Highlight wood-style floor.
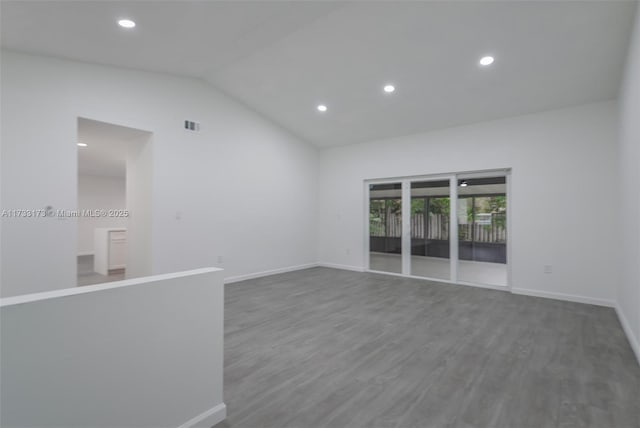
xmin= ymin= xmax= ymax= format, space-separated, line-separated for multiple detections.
xmin=77 ymin=255 xmax=124 ymax=286
xmin=217 ymin=267 xmax=640 ymax=428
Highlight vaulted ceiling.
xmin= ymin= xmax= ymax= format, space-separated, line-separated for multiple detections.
xmin=2 ymin=1 xmax=637 ymax=146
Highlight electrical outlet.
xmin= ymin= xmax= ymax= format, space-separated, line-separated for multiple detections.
xmin=544 ymin=265 xmax=553 ymax=274
xmin=217 ymin=256 xmax=223 ymax=264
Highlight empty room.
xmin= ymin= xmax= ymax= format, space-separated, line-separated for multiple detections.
xmin=1 ymin=1 xmax=639 ymax=428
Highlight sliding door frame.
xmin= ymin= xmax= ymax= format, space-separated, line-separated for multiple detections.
xmin=364 ymin=168 xmax=511 ymax=291
xmin=364 ymin=172 xmax=454 ymax=275
xmin=401 ymin=181 xmax=411 ymax=275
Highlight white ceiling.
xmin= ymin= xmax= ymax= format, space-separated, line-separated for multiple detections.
xmin=78 ymin=118 xmax=149 ymax=178
xmin=2 ymin=1 xmax=637 ymax=147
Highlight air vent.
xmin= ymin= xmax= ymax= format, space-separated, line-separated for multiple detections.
xmin=184 ymin=120 xmax=200 ymax=132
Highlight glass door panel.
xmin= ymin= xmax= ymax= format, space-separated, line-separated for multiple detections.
xmin=410 ymin=180 xmax=450 ymax=280
xmin=369 ymin=183 xmax=402 ymax=273
xmin=457 ymin=176 xmax=507 ymax=286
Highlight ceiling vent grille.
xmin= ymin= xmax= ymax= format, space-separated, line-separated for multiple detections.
xmin=184 ymin=120 xmax=200 ymax=132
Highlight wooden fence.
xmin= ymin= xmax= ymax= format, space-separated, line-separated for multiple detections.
xmin=370 ymin=213 xmax=506 ymax=243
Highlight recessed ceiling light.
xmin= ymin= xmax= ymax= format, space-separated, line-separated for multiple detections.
xmin=479 ymin=56 xmax=495 ymax=66
xmin=118 ymin=19 xmax=136 ymax=29
xmin=77 ymin=142 xmax=88 ymax=147
xmin=317 ymin=104 xmax=327 ymax=112
xmin=383 ymin=84 xmax=396 ymax=93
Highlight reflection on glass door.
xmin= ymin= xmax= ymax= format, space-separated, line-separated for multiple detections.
xmin=410 ymin=180 xmax=450 ymax=280
xmin=457 ymin=176 xmax=507 ymax=286
xmin=369 ymin=183 xmax=402 ymax=273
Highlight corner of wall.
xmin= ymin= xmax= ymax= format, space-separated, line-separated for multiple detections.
xmin=615 ymin=2 xmax=640 ymax=367
xmin=615 ymin=303 xmax=640 ymax=365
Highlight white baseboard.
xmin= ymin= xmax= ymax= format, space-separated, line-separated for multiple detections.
xmin=615 ymin=303 xmax=640 ymax=366
xmin=177 ymin=403 xmax=226 ymax=428
xmin=317 ymin=262 xmax=365 ymax=273
xmin=224 ymin=263 xmax=319 ymax=284
xmin=223 ymin=262 xmax=621 ymax=313
xmin=511 ymin=287 xmax=614 ymax=308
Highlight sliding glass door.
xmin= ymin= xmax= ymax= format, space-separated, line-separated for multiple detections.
xmin=457 ymin=176 xmax=508 ymax=286
xmin=367 ymin=170 xmax=509 ymax=288
xmin=369 ymin=183 xmax=403 ymax=274
xmin=410 ymin=180 xmax=451 ymax=280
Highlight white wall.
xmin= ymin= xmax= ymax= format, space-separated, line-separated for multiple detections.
xmin=617 ymin=6 xmax=640 ymax=361
xmin=318 ymin=101 xmax=619 ymax=306
xmin=0 ymin=49 xmax=627 ymax=312
xmin=126 ymin=136 xmax=153 ymax=279
xmin=0 ymin=50 xmax=318 ymax=297
xmin=1 ymin=268 xmax=225 ymax=428
xmin=77 ymin=175 xmax=127 ymax=255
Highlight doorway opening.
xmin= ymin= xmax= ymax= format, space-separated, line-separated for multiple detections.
xmin=76 ymin=118 xmax=153 ymax=286
xmin=366 ymin=170 xmax=510 ymax=288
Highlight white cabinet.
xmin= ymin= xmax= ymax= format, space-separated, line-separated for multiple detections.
xmin=108 ymin=230 xmax=127 ymax=269
xmin=94 ymin=228 xmax=127 ymax=275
